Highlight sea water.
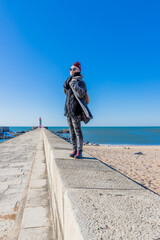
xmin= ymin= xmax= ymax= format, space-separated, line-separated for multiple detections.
xmin=48 ymin=126 xmax=160 ymax=145
xmin=0 ymin=127 xmax=160 ymax=145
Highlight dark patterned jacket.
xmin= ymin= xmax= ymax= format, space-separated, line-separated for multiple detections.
xmin=63 ymin=74 xmax=87 ymax=118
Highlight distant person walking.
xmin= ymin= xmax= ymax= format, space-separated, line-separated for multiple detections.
xmin=63 ymin=61 xmax=93 ymax=159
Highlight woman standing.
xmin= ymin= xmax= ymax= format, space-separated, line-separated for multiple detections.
xmin=63 ymin=62 xmax=87 ymax=159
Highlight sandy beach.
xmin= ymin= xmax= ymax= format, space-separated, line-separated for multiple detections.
xmin=83 ymin=144 xmax=160 ymax=195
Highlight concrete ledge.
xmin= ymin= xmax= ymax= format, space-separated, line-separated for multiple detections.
xmin=43 ymin=128 xmax=160 ymax=240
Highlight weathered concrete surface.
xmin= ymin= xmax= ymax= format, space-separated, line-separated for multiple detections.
xmin=0 ymin=130 xmax=40 ymax=239
xmin=0 ymin=129 xmax=55 ymax=240
xmin=65 ymin=189 xmax=160 ymax=240
xmin=43 ymin=128 xmax=160 ymax=240
xmin=18 ymin=133 xmax=55 ymax=240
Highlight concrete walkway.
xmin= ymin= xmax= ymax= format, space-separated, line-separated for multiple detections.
xmin=0 ymin=129 xmax=55 ymax=240
xmin=1 ymin=128 xmax=160 ymax=239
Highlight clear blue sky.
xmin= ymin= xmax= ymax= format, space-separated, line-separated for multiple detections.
xmin=0 ymin=0 xmax=160 ymax=126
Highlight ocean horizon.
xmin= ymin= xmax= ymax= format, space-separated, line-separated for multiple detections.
xmin=0 ymin=126 xmax=160 ymax=146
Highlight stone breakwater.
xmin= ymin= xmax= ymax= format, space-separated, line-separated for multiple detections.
xmin=0 ymin=128 xmax=160 ymax=240
xmin=52 ymin=129 xmax=100 ymax=146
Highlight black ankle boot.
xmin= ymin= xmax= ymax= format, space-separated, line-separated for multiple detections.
xmin=69 ymin=150 xmax=77 ymax=157
xmin=74 ymin=150 xmax=83 ymax=159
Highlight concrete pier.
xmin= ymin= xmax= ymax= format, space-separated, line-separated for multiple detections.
xmin=0 ymin=129 xmax=55 ymax=240
xmin=0 ymin=128 xmax=160 ymax=240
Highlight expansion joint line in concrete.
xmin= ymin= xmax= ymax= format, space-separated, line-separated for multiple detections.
xmin=41 ymin=134 xmax=56 ymax=238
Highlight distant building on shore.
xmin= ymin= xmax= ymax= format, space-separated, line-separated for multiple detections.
xmin=0 ymin=127 xmax=9 ymax=135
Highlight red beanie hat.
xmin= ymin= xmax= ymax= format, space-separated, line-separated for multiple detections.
xmin=73 ymin=61 xmax=81 ymax=72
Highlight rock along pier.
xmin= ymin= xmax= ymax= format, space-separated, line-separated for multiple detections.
xmin=0 ymin=128 xmax=160 ymax=240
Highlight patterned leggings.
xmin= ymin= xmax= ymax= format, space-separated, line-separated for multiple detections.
xmin=67 ymin=115 xmax=83 ymax=151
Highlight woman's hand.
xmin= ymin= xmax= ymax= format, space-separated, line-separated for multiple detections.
xmin=63 ymin=76 xmax=72 ymax=90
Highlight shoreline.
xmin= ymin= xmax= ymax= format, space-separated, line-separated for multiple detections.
xmin=53 ymin=131 xmax=160 ymax=147
xmin=96 ymin=144 xmax=160 ymax=148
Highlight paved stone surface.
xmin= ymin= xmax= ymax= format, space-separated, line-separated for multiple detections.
xmin=18 ymin=130 xmax=55 ymax=240
xmin=18 ymin=226 xmax=53 ymax=240
xmin=0 ymin=130 xmax=40 ymax=240
xmin=21 ymin=206 xmax=49 ymax=228
xmin=0 ymin=129 xmax=55 ymax=240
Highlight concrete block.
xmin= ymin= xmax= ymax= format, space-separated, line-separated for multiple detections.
xmin=64 ymin=188 xmax=160 ymax=240
xmin=18 ymin=226 xmax=54 ymax=240
xmin=30 ymin=171 xmax=47 ymax=180
xmin=21 ymin=207 xmax=49 ymax=228
xmin=57 ymin=166 xmax=143 ymax=189
xmin=29 ymin=179 xmax=47 ymax=189
xmin=32 ymin=168 xmax=46 ymax=176
xmin=26 ymin=188 xmax=49 ymax=207
xmin=0 ymin=169 xmax=23 ymax=176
